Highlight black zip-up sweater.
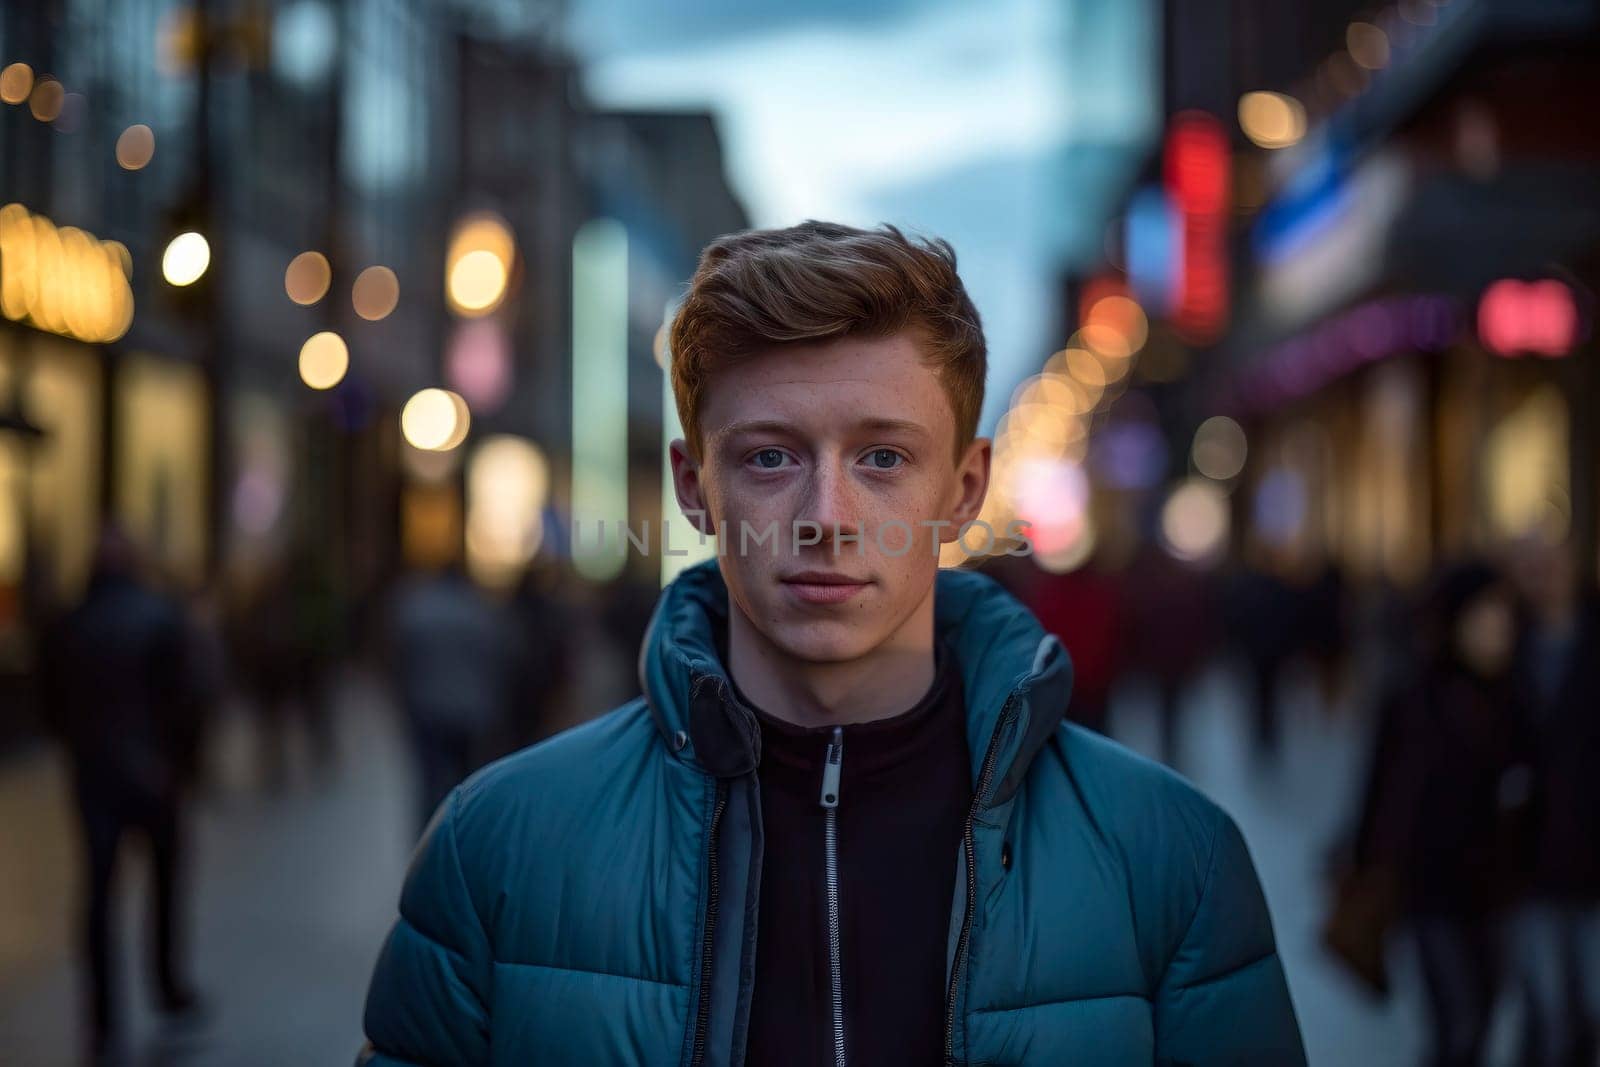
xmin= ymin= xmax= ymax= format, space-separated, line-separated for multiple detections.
xmin=736 ymin=644 xmax=971 ymax=1066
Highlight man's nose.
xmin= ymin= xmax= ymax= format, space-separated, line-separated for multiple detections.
xmin=795 ymin=461 xmax=863 ymax=544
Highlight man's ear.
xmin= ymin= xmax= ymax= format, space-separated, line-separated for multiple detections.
xmin=668 ymin=438 xmax=716 ymax=536
xmin=943 ymin=436 xmax=991 ymax=540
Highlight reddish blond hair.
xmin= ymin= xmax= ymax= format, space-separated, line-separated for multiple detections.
xmin=669 ymin=220 xmax=986 ymax=460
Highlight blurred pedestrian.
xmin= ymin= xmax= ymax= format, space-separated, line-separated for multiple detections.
xmin=1121 ymin=540 xmax=1213 ymax=767
xmin=504 ymin=561 xmax=575 ymax=748
xmin=387 ymin=560 xmax=521 ymax=829
xmin=232 ymin=550 xmax=339 ymax=790
xmin=1023 ymin=552 xmax=1124 ymax=735
xmin=38 ymin=525 xmax=207 ymax=1061
xmin=1345 ymin=561 xmax=1527 ymax=1067
xmin=1221 ymin=557 xmax=1304 ymax=761
xmin=1507 ymin=538 xmax=1600 ymax=1067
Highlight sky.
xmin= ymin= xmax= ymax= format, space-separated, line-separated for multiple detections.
xmin=564 ymin=0 xmax=1159 ymax=431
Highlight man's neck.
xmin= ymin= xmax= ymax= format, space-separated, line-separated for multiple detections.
xmin=726 ymin=586 xmax=938 ymax=729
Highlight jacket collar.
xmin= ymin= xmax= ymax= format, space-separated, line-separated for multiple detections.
xmin=638 ymin=559 xmax=1073 ymax=807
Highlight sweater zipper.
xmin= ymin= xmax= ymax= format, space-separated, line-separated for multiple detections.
xmin=820 ymin=726 xmax=846 ymax=1067
xmin=690 ymin=781 xmax=728 ymax=1067
xmin=944 ymin=698 xmax=1018 ymax=1067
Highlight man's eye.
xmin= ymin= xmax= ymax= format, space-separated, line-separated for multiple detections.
xmin=752 ymin=449 xmax=788 ymax=469
xmin=866 ymin=449 xmax=903 ymax=469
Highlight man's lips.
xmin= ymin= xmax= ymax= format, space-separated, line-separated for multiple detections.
xmin=780 ymin=571 xmax=873 ymax=605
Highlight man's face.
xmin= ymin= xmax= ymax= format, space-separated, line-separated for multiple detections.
xmin=671 ymin=332 xmax=989 ymax=663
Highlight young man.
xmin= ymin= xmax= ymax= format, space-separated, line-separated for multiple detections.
xmin=357 ymin=222 xmax=1305 ymax=1065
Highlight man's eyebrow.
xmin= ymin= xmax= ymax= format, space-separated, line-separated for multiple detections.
xmin=714 ymin=419 xmax=801 ymax=442
xmin=857 ymin=417 xmax=931 ymax=439
xmin=713 ymin=417 xmax=933 ymax=442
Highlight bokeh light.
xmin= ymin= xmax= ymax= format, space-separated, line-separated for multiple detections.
xmin=446 ymin=318 xmax=513 ymax=413
xmin=401 ymin=388 xmax=470 ymax=451
xmin=446 ymin=213 xmax=515 ymax=316
xmin=0 ymin=203 xmax=134 ymax=343
xmin=161 ymin=231 xmax=210 ymax=287
xmin=352 ymin=265 xmax=400 ymax=321
xmin=1012 ymin=455 xmax=1090 ymax=558
xmin=285 ymin=251 xmax=331 ymax=305
xmin=466 ymin=435 xmax=550 ymax=589
xmin=1160 ymin=478 xmax=1231 ymax=562
xmin=1237 ymin=91 xmax=1306 ymax=149
xmin=1191 ymin=415 xmax=1248 ymax=480
xmin=1085 ymin=294 xmax=1150 ymax=354
xmin=298 ymin=331 xmax=349 ymax=390
xmin=1062 ymin=347 xmax=1108 ymax=391
xmin=28 ymin=78 xmax=63 ymax=122
xmin=0 ymin=63 xmax=32 ymax=104
xmin=1347 ymin=21 xmax=1390 ymax=70
xmin=115 ymin=124 xmax=156 ymax=170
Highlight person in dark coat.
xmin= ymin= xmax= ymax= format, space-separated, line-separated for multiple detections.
xmin=38 ymin=526 xmax=205 ymax=1060
xmin=1507 ymin=538 xmax=1600 ymax=1066
xmin=1352 ymin=561 xmax=1527 ymax=1067
xmin=386 ymin=560 xmax=521 ymax=830
xmin=1121 ymin=539 xmax=1214 ymax=768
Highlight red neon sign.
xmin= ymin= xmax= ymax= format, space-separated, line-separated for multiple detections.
xmin=1478 ymin=278 xmax=1579 ymax=358
xmin=1164 ymin=111 xmax=1230 ymax=345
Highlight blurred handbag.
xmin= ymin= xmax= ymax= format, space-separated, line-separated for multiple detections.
xmin=1320 ymin=863 xmax=1397 ymax=998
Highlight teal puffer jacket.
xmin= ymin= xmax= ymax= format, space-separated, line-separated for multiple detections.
xmin=358 ymin=560 xmax=1305 ymax=1066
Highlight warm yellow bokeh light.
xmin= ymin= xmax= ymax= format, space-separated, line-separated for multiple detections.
xmin=1077 ymin=323 xmax=1132 ymax=362
xmin=1011 ymin=372 xmax=1084 ymax=413
xmin=0 ymin=63 xmax=33 ymax=105
xmin=116 ymin=124 xmax=155 ymax=170
xmin=1238 ymin=91 xmax=1307 ymax=149
xmin=161 ymin=231 xmax=210 ymax=286
xmin=0 ymin=203 xmax=134 ymax=343
xmin=1086 ymin=294 xmax=1150 ymax=353
xmin=1063 ymin=347 xmax=1107 ymax=389
xmin=1044 ymin=350 xmax=1103 ymax=408
xmin=402 ymin=388 xmax=470 ymax=452
xmin=353 ymin=265 xmax=400 ymax=321
xmin=446 ymin=213 xmax=515 ymax=317
xmin=441 ymin=391 xmax=472 ymax=451
xmin=284 ymin=251 xmax=331 ymax=305
xmin=465 ymin=435 xmax=551 ymax=589
xmin=448 ymin=250 xmax=507 ymax=314
xmin=298 ymin=331 xmax=349 ymax=390
xmin=29 ymin=78 xmax=63 ymax=122
xmin=1011 ymin=404 xmax=1084 ymax=449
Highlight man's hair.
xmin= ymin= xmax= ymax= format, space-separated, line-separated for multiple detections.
xmin=669 ymin=220 xmax=986 ymax=460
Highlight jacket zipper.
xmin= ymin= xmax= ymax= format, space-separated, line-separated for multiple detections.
xmin=943 ymin=698 xmax=1018 ymax=1067
xmin=690 ymin=781 xmax=728 ymax=1067
xmin=820 ymin=726 xmax=846 ymax=1067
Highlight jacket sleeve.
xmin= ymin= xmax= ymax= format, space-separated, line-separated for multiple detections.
xmin=357 ymin=787 xmax=493 ymax=1066
xmin=1153 ymin=812 xmax=1306 ymax=1065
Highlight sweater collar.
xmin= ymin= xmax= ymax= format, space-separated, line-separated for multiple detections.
xmin=638 ymin=559 xmax=1073 ymax=808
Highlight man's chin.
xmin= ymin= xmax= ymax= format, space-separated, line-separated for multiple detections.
xmin=762 ymin=619 xmax=882 ymax=665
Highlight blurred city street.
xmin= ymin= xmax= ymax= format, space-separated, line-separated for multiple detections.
xmin=2 ymin=0 xmax=1598 ymax=1062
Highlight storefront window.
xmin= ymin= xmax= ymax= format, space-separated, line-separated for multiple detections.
xmin=115 ymin=353 xmax=209 ymax=589
xmin=1483 ymin=383 xmax=1570 ymax=544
